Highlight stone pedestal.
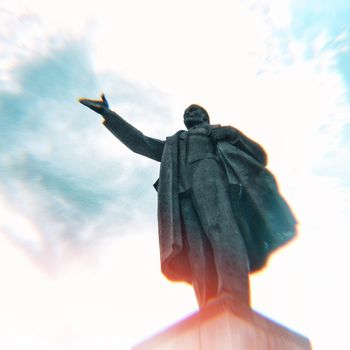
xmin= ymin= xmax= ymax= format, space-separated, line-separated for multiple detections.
xmin=133 ymin=296 xmax=312 ymax=350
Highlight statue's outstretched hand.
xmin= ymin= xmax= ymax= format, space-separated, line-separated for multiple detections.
xmin=79 ymin=94 xmax=109 ymax=115
xmin=210 ymin=126 xmax=239 ymax=143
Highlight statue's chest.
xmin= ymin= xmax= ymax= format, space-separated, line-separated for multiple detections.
xmin=179 ymin=128 xmax=216 ymax=164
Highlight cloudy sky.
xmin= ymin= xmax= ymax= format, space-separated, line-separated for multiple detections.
xmin=1 ymin=0 xmax=349 ymax=349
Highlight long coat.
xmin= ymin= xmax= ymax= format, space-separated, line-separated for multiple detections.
xmin=103 ymin=114 xmax=297 ymax=284
xmin=156 ymin=131 xmax=297 ymax=283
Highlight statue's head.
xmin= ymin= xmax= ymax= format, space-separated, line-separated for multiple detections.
xmin=183 ymin=104 xmax=210 ymax=129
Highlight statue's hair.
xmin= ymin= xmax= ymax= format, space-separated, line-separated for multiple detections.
xmin=184 ymin=104 xmax=210 ymax=123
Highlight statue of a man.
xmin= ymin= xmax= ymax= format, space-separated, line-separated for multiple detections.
xmin=80 ymin=94 xmax=296 ymax=307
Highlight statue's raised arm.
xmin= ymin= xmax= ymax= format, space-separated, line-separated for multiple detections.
xmin=79 ymin=94 xmax=165 ymax=162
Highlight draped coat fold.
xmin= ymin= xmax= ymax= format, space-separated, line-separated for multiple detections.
xmin=156 ymin=131 xmax=297 ymax=283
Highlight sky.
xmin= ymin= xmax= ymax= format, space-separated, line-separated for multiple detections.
xmin=0 ymin=0 xmax=349 ymax=349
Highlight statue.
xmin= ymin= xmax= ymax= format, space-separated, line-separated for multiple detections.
xmin=79 ymin=94 xmax=297 ymax=307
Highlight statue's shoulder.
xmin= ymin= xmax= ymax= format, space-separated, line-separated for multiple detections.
xmin=211 ymin=124 xmax=221 ymax=128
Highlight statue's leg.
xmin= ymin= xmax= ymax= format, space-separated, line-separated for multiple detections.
xmin=189 ymin=159 xmax=250 ymax=305
xmin=180 ymin=195 xmax=218 ymax=307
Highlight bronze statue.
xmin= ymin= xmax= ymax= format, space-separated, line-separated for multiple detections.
xmin=79 ymin=94 xmax=296 ymax=307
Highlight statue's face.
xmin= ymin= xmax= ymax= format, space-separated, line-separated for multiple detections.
xmin=183 ymin=106 xmax=209 ymax=129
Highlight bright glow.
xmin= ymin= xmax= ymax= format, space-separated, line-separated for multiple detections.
xmin=1 ymin=0 xmax=350 ymax=349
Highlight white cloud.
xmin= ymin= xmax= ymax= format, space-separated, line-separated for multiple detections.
xmin=1 ymin=0 xmax=350 ymax=349
xmin=0 ymin=228 xmax=197 ymax=350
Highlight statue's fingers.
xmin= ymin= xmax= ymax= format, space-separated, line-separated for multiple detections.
xmin=79 ymin=99 xmax=102 ymax=112
xmin=101 ymin=93 xmax=109 ymax=108
xmin=79 ymin=98 xmax=91 ymax=107
xmin=209 ymin=132 xmax=219 ymax=142
xmin=210 ymin=129 xmax=218 ymax=138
